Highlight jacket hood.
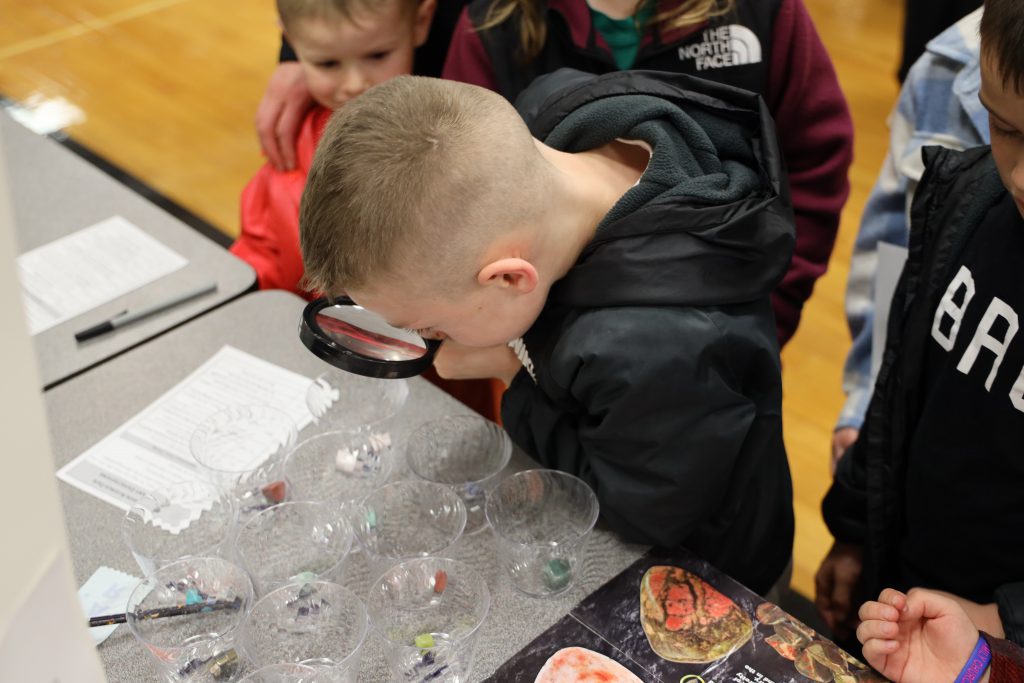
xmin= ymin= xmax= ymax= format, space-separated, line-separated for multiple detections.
xmin=516 ymin=69 xmax=795 ymax=308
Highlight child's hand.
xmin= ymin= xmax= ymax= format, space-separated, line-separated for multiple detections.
xmin=256 ymin=61 xmax=313 ymax=171
xmin=857 ymin=588 xmax=985 ymax=683
xmin=814 ymin=541 xmax=863 ymax=639
xmin=929 ymin=590 xmax=1005 ymax=639
xmin=831 ymin=427 xmax=858 ymax=475
xmin=433 ymin=340 xmax=521 ymax=386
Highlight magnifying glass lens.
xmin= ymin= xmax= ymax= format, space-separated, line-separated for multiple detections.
xmin=300 ymin=298 xmax=439 ymax=379
xmin=314 ymin=305 xmax=427 ymax=362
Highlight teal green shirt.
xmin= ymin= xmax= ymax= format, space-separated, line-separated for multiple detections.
xmin=590 ymin=3 xmax=655 ymax=70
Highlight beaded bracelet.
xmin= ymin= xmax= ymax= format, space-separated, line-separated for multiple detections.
xmin=954 ymin=635 xmax=992 ymax=683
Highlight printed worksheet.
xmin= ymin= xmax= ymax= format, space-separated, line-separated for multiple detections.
xmin=57 ymin=346 xmax=314 ymax=512
xmin=18 ymin=215 xmax=188 ymax=335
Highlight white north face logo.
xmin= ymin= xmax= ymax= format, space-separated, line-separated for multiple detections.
xmin=677 ymin=24 xmax=762 ymax=71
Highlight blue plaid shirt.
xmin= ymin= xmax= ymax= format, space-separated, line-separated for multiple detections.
xmin=837 ymin=8 xmax=989 ymax=431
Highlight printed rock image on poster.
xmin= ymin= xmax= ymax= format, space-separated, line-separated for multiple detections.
xmin=485 ymin=548 xmax=889 ymax=683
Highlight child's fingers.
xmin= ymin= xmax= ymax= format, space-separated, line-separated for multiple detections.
xmin=856 ymin=618 xmax=899 ymax=644
xmin=861 ymin=637 xmax=899 ymax=665
xmin=908 ymin=588 xmax=966 ymax=622
xmin=859 ymin=600 xmax=900 ymax=624
xmin=878 ymin=588 xmax=907 ymax=611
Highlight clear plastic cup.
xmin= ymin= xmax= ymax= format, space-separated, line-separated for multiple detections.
xmin=126 ymin=557 xmax=254 ymax=682
xmin=284 ymin=429 xmax=394 ymax=506
xmin=234 ymin=502 xmax=353 ymax=597
xmin=405 ymin=416 xmax=512 ymax=534
xmin=305 ymin=370 xmax=409 ymax=432
xmin=190 ymin=403 xmax=299 ymax=520
xmin=367 ymin=557 xmax=490 ymax=683
xmin=352 ymin=481 xmax=466 ymax=581
xmin=237 ymin=664 xmax=327 ymax=683
xmin=239 ymin=581 xmax=368 ymax=682
xmin=123 ymin=481 xmax=238 ymax=576
xmin=485 ymin=469 xmax=599 ymax=597
xmin=190 ymin=405 xmax=298 ymax=520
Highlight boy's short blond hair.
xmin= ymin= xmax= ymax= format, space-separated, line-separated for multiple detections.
xmin=277 ymin=0 xmax=419 ymax=31
xmin=300 ymin=75 xmax=551 ymax=295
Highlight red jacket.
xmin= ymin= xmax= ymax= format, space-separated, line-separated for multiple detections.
xmin=443 ymin=0 xmax=853 ymax=345
xmin=231 ymin=105 xmax=334 ymax=298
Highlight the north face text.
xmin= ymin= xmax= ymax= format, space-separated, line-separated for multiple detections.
xmin=677 ymin=25 xmax=763 ymax=71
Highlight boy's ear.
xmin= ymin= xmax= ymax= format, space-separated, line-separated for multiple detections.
xmin=413 ymin=0 xmax=437 ymax=47
xmin=478 ymin=258 xmax=538 ymax=294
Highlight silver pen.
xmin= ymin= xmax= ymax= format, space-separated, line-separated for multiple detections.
xmin=74 ymin=281 xmax=218 ymax=342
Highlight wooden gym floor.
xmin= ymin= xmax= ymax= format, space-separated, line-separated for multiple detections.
xmin=0 ymin=0 xmax=903 ymax=599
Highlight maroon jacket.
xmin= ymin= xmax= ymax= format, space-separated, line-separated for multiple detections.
xmin=986 ymin=634 xmax=1024 ymax=683
xmin=442 ymin=0 xmax=853 ymax=345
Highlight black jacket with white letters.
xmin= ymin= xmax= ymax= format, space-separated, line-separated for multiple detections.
xmin=824 ymin=145 xmax=1024 ymax=646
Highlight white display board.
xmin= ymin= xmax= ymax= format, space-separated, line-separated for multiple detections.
xmin=0 ymin=121 xmax=106 ymax=681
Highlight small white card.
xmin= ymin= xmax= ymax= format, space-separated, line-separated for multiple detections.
xmin=78 ymin=566 xmax=140 ymax=645
xmin=57 ymin=346 xmax=314 ymax=514
xmin=17 ymin=215 xmax=188 ymax=335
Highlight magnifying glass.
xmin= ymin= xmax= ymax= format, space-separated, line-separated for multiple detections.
xmin=299 ymin=297 xmax=441 ymax=379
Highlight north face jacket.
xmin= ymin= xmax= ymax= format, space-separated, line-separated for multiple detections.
xmin=443 ymin=0 xmax=853 ymax=346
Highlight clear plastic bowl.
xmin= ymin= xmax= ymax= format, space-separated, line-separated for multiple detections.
xmin=189 ymin=405 xmax=298 ymax=520
xmin=123 ymin=480 xmax=237 ymax=577
xmin=126 ymin=556 xmax=254 ymax=682
xmin=237 ymin=664 xmax=326 ymax=683
xmin=305 ymin=370 xmax=409 ymax=431
xmin=485 ymin=469 xmax=599 ymax=597
xmin=284 ymin=429 xmax=394 ymax=506
xmin=405 ymin=415 xmax=512 ymax=534
xmin=234 ymin=501 xmax=353 ymax=597
xmin=239 ymin=581 xmax=367 ymax=682
xmin=352 ymin=481 xmax=466 ymax=579
xmin=367 ymin=557 xmax=490 ymax=682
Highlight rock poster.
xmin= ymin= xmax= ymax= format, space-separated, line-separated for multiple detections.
xmin=486 ymin=548 xmax=888 ymax=683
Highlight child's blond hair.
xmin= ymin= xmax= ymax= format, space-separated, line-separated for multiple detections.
xmin=277 ymin=0 xmax=420 ymax=31
xmin=300 ymin=76 xmax=552 ymax=295
xmin=479 ymin=0 xmax=736 ymax=64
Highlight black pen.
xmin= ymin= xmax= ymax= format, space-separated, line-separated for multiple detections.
xmin=75 ymin=281 xmax=217 ymax=342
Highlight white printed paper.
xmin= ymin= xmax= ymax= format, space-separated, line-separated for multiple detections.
xmin=78 ymin=566 xmax=140 ymax=645
xmin=871 ymin=242 xmax=909 ymax=380
xmin=17 ymin=215 xmax=188 ymax=335
xmin=57 ymin=346 xmax=314 ymax=512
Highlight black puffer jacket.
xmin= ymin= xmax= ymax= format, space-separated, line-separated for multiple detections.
xmin=501 ymin=70 xmax=796 ymax=594
xmin=824 ymin=145 xmax=1024 ymax=645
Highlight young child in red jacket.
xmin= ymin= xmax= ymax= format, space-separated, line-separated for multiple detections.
xmin=233 ymin=0 xmax=506 ymax=420
xmin=231 ymin=0 xmax=436 ymax=297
